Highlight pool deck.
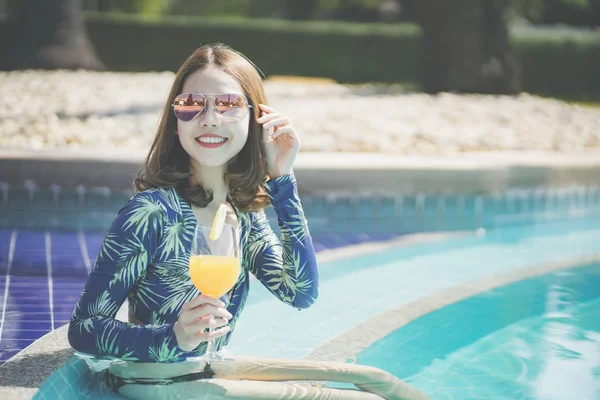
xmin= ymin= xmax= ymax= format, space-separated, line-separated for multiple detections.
xmin=1 ymin=148 xmax=600 ymax=194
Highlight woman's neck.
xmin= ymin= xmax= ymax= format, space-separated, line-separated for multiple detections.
xmin=189 ymin=162 xmax=228 ymax=206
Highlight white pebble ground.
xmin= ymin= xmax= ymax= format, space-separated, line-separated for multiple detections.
xmin=1 ymin=70 xmax=599 ymax=155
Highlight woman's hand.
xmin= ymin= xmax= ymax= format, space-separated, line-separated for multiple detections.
xmin=257 ymin=104 xmax=301 ymax=179
xmin=173 ymin=295 xmax=232 ymax=352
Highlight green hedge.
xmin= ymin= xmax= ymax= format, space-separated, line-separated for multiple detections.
xmin=85 ymin=13 xmax=421 ymax=84
xmin=512 ymin=27 xmax=600 ymax=97
xmin=84 ymin=14 xmax=600 ymax=97
xmin=2 ymin=13 xmax=599 ymax=97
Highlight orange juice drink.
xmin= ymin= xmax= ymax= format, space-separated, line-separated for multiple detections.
xmin=189 ymin=255 xmax=240 ymax=298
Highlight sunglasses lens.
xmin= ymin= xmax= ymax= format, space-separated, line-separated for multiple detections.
xmin=216 ymin=94 xmax=250 ymax=121
xmin=173 ymin=93 xmax=205 ymax=121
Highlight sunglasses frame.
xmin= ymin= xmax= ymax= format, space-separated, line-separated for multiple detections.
xmin=171 ymin=92 xmax=253 ymax=122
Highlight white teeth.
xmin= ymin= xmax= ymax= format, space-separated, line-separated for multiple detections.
xmin=197 ymin=137 xmax=227 ymax=144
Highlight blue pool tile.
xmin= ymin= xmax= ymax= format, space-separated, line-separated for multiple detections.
xmin=0 ymin=339 xmax=35 ymax=350
xmin=0 ymin=230 xmax=14 ymax=272
xmin=10 ymin=231 xmax=47 ymax=275
xmin=84 ymin=233 xmax=104 ymax=260
xmin=3 ymin=303 xmax=52 ymax=314
xmin=53 ymin=294 xmax=81 ymax=305
xmin=53 ymin=289 xmax=85 ymax=300
xmin=2 ymin=320 xmax=52 ymax=330
xmin=4 ymin=312 xmax=53 ymax=321
xmin=5 ymin=285 xmax=49 ymax=295
xmin=52 ymin=277 xmax=87 ymax=288
xmin=53 ymin=304 xmax=76 ymax=318
xmin=50 ymin=232 xmax=89 ymax=277
xmin=53 ymin=312 xmax=75 ymax=321
xmin=7 ymin=286 xmax=49 ymax=296
xmin=6 ymin=294 xmax=49 ymax=308
xmin=1 ymin=330 xmax=47 ymax=340
xmin=8 ymin=275 xmax=49 ymax=287
xmin=0 ymin=350 xmax=21 ymax=362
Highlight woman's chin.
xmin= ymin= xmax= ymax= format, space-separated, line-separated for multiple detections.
xmin=189 ymin=154 xmax=231 ymax=168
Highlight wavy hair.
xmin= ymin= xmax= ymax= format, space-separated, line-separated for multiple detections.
xmin=134 ymin=43 xmax=270 ymax=212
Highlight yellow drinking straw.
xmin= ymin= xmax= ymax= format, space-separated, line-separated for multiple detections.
xmin=209 ymin=203 xmax=229 ymax=240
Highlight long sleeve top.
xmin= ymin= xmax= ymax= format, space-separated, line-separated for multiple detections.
xmin=68 ymin=173 xmax=319 ymax=362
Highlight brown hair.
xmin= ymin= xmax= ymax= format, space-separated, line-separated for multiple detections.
xmin=134 ymin=43 xmax=270 ymax=212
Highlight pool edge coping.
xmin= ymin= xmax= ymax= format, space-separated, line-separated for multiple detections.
xmin=2 ymin=149 xmax=600 ymax=194
xmin=302 ymin=254 xmax=600 ymax=363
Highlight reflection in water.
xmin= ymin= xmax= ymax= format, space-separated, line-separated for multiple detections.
xmin=530 ymin=283 xmax=600 ymax=400
xmin=403 ymin=273 xmax=600 ymax=400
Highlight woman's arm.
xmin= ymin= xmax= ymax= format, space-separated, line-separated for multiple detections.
xmin=244 ymin=173 xmax=319 ymax=309
xmin=68 ymin=191 xmax=188 ymax=362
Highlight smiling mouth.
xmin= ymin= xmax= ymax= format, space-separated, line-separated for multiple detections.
xmin=195 ymin=134 xmax=229 ymax=148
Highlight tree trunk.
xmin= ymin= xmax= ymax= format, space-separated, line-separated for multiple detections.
xmin=0 ymin=0 xmax=104 ymax=70
xmin=415 ymin=0 xmax=520 ymax=94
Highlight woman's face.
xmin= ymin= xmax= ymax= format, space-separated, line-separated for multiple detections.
xmin=176 ymin=67 xmax=251 ymax=168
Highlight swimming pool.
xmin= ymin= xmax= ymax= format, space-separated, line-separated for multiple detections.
xmin=1 ymin=181 xmax=600 ymax=399
xmin=358 ymin=262 xmax=600 ymax=400
xmin=26 ymin=215 xmax=600 ymax=399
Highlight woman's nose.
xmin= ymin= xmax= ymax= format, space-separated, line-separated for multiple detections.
xmin=198 ymin=97 xmax=221 ymax=127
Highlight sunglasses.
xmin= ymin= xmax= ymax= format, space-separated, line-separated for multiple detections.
xmin=172 ymin=92 xmax=253 ymax=122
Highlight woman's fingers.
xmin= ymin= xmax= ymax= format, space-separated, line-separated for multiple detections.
xmin=182 ymin=295 xmax=225 ymax=312
xmin=182 ymin=304 xmax=232 ymax=325
xmin=262 ymin=116 xmax=290 ymax=130
xmin=258 ymin=103 xmax=276 ymax=113
xmin=192 ymin=317 xmax=230 ymax=331
xmin=257 ymin=112 xmax=281 ymax=125
xmin=272 ymin=125 xmax=296 ymax=139
xmin=196 ymin=325 xmax=231 ymax=340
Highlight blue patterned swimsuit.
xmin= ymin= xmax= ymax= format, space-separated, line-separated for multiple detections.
xmin=68 ymin=173 xmax=319 ymax=363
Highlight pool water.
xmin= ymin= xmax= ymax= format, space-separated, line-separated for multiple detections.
xmin=23 ymin=217 xmax=600 ymax=399
xmin=358 ymin=262 xmax=600 ymax=400
xmin=1 ymin=182 xmax=600 ymax=398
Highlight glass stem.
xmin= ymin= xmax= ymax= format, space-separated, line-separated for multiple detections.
xmin=206 ymin=314 xmax=216 ymax=360
xmin=206 ymin=338 xmax=215 ymax=358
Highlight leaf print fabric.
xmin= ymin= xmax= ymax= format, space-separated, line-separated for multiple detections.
xmin=68 ymin=173 xmax=319 ymax=362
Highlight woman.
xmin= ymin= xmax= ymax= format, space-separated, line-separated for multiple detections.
xmin=68 ymin=43 xmax=428 ymax=400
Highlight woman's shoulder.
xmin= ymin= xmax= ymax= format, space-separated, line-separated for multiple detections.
xmin=124 ymin=187 xmax=182 ymax=216
xmin=128 ymin=187 xmax=170 ymax=203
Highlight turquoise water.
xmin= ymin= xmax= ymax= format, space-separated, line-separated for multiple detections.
xmin=358 ymin=262 xmax=600 ymax=400
xmin=225 ymin=216 xmax=600 ymax=360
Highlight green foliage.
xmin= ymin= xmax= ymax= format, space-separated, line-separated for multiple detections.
xmin=81 ymin=13 xmax=600 ymax=98
xmin=511 ymin=26 xmax=600 ymax=95
xmin=85 ymin=12 xmax=420 ymax=83
xmin=512 ymin=0 xmax=600 ymax=26
xmin=110 ymin=0 xmax=169 ymax=17
xmin=166 ymin=0 xmax=257 ymax=18
xmin=166 ymin=0 xmax=390 ymax=21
